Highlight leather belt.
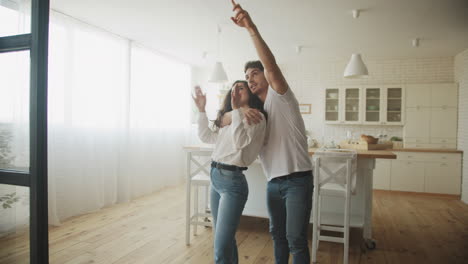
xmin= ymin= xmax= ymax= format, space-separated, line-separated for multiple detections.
xmin=211 ymin=161 xmax=247 ymax=172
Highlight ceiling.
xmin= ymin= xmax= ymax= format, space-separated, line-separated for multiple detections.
xmin=50 ymin=0 xmax=468 ymax=66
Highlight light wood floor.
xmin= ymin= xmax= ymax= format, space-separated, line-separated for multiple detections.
xmin=1 ymin=184 xmax=467 ymax=264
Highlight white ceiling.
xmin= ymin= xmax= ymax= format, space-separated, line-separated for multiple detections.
xmin=51 ymin=0 xmax=468 ymax=66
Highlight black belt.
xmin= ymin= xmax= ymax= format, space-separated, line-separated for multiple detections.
xmin=273 ymin=170 xmax=312 ymax=181
xmin=211 ymin=161 xmax=247 ymax=172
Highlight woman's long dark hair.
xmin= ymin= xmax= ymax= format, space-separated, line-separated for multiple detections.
xmin=213 ymin=80 xmax=267 ymax=129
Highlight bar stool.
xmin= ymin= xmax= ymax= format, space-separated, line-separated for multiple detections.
xmin=311 ymin=149 xmax=357 ymax=264
xmin=185 ymin=150 xmax=213 ymax=245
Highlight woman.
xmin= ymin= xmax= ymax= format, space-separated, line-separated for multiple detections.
xmin=192 ymin=80 xmax=266 ymax=264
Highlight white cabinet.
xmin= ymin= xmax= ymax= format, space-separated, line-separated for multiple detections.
xmin=325 ymin=88 xmax=341 ymax=123
xmin=430 ymin=84 xmax=458 ymax=108
xmin=377 ymin=152 xmax=462 ymax=195
xmin=404 ymin=83 xmax=458 ymax=149
xmin=404 ymin=108 xmax=430 ymax=142
xmin=325 ymin=85 xmax=403 ymax=125
xmin=430 ymin=108 xmax=458 ymax=139
xmin=405 ymin=84 xmax=431 ymax=108
xmin=425 ymin=161 xmax=461 ymax=195
xmin=373 ymin=159 xmax=391 ymax=190
xmin=390 ymin=160 xmax=425 ymax=192
xmin=343 ymin=87 xmax=361 ymax=124
xmin=384 ymin=87 xmax=404 ymax=125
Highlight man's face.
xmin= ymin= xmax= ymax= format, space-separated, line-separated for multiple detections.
xmin=245 ymin=68 xmax=268 ymax=95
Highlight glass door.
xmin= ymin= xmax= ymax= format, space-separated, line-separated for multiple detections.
xmin=0 ymin=0 xmax=50 ymax=263
xmin=385 ymin=87 xmax=403 ymax=124
xmin=364 ymin=88 xmax=381 ymax=124
xmin=344 ymin=88 xmax=360 ymax=123
xmin=325 ymin=88 xmax=340 ymax=123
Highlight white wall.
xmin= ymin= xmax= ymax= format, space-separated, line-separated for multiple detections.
xmin=455 ymin=49 xmax=468 ymax=203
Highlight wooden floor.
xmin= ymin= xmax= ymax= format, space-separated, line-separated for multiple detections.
xmin=1 ymin=184 xmax=467 ymax=264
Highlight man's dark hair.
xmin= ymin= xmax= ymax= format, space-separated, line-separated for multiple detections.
xmin=244 ymin=60 xmax=264 ymax=73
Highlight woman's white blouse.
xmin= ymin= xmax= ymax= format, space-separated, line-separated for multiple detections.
xmin=197 ymin=109 xmax=266 ymax=167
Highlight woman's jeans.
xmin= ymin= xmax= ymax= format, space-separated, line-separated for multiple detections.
xmin=267 ymin=170 xmax=313 ymax=264
xmin=210 ymin=167 xmax=249 ymax=264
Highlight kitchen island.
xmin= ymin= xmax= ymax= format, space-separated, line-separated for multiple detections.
xmin=184 ymin=145 xmax=397 ymax=248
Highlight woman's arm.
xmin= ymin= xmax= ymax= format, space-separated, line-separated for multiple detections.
xmin=193 ymin=86 xmax=218 ymax=143
xmin=231 ymin=109 xmax=266 ymax=150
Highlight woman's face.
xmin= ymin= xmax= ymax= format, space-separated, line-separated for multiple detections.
xmin=233 ymin=82 xmax=250 ymax=107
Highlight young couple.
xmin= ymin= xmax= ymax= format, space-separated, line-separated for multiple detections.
xmin=192 ymin=1 xmax=313 ymax=263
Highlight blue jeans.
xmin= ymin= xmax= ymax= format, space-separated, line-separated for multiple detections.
xmin=210 ymin=167 xmax=249 ymax=264
xmin=267 ymin=170 xmax=313 ymax=264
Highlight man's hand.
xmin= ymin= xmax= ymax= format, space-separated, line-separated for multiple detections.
xmin=192 ymin=86 xmax=206 ymax=112
xmin=231 ymin=83 xmax=241 ymax=109
xmin=231 ymin=0 xmax=255 ymax=30
xmin=242 ymin=108 xmax=263 ymax=125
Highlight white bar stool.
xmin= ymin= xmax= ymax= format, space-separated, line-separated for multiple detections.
xmin=185 ymin=150 xmax=213 ymax=245
xmin=311 ymin=149 xmax=357 ymax=264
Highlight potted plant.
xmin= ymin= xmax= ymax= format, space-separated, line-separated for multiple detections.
xmin=390 ymin=136 xmax=403 ymax=149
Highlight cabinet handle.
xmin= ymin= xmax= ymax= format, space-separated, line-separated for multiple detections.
xmin=408 ymin=156 xmax=413 ymax=158
xmin=441 ymin=163 xmax=447 ymax=167
xmin=442 ymin=105 xmax=447 ymax=110
xmin=442 ymin=140 xmax=447 ymax=143
xmin=407 ymin=162 xmax=412 ymax=165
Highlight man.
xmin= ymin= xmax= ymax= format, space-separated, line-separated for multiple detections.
xmin=227 ymin=1 xmax=314 ymax=263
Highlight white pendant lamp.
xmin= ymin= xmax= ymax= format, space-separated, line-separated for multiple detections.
xmin=209 ymin=61 xmax=228 ymax=82
xmin=209 ymin=25 xmax=228 ymax=83
xmin=344 ymin=53 xmax=368 ymax=78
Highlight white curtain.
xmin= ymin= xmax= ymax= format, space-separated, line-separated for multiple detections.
xmin=1 ymin=7 xmax=192 ymax=230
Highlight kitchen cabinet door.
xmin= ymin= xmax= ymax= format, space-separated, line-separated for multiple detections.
xmin=404 ymin=108 xmax=430 ymax=140
xmin=425 ymin=162 xmax=461 ymax=195
xmin=431 ymin=84 xmax=458 ymax=108
xmin=343 ymin=87 xmax=361 ymax=124
xmin=405 ymin=84 xmax=431 ymax=108
xmin=430 ymin=108 xmax=457 ymax=139
xmin=363 ymin=87 xmax=382 ymax=125
xmin=390 ymin=160 xmax=425 ymax=192
xmin=373 ymin=159 xmax=391 ymax=190
xmin=325 ymin=88 xmax=341 ymax=124
xmin=384 ymin=87 xmax=404 ymax=125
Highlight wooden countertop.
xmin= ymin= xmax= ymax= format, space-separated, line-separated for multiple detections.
xmin=308 ymin=148 xmax=397 ymax=159
xmin=391 ymin=148 xmax=463 ymax=154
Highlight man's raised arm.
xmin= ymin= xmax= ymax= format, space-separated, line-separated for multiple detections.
xmin=231 ymin=0 xmax=289 ymax=95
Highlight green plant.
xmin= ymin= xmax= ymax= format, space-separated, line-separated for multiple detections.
xmin=0 ymin=192 xmax=20 ymax=209
xmin=390 ymin=136 xmax=403 ymax=142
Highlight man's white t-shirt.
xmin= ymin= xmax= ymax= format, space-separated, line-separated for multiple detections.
xmin=259 ymin=86 xmax=312 ymax=181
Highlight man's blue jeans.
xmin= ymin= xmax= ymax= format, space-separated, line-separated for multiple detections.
xmin=210 ymin=167 xmax=249 ymax=264
xmin=267 ymin=170 xmax=313 ymax=264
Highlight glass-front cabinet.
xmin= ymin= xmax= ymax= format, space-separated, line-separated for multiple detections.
xmin=324 ymin=86 xmax=404 ymax=125
xmin=344 ymin=88 xmax=361 ymax=124
xmin=325 ymin=88 xmax=340 ymax=123
xmin=385 ymin=87 xmax=403 ymax=124
xmin=364 ymin=87 xmax=381 ymax=124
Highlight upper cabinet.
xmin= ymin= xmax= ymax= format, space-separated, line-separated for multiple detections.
xmin=404 ymin=83 xmax=458 ymax=149
xmin=325 ymin=85 xmax=404 ymax=125
xmin=344 ymin=87 xmax=361 ymax=124
xmin=325 ymin=88 xmax=340 ymax=123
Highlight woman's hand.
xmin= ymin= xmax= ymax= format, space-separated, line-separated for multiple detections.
xmin=192 ymin=86 xmax=206 ymax=112
xmin=230 ymin=0 xmax=255 ymax=30
xmin=242 ymin=108 xmax=263 ymax=125
xmin=231 ymin=83 xmax=241 ymax=109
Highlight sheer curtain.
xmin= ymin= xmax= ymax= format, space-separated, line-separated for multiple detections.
xmin=0 ymin=8 xmax=192 ymax=228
